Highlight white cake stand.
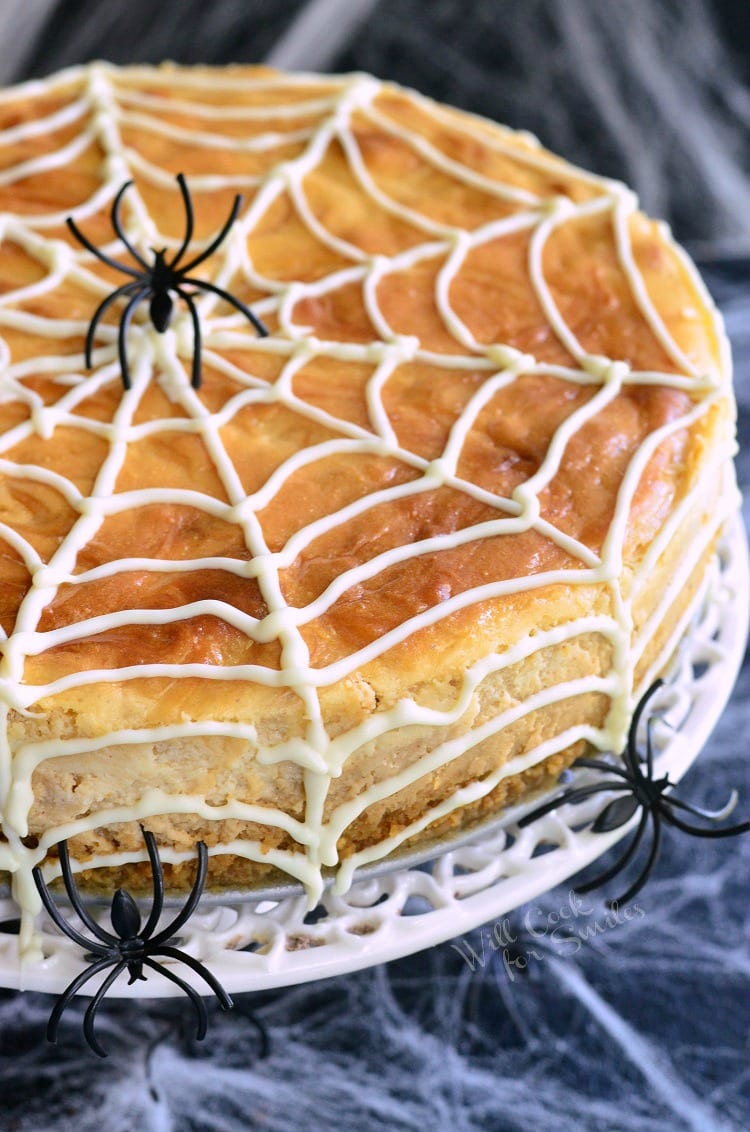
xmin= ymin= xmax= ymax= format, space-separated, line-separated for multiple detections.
xmin=1 ymin=517 xmax=747 ymax=998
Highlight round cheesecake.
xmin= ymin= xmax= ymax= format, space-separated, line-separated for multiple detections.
xmin=0 ymin=63 xmax=737 ymax=931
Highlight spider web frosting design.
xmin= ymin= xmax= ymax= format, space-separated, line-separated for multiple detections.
xmin=0 ymin=63 xmax=736 ymax=947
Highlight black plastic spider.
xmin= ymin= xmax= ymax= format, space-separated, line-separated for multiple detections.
xmin=32 ymin=829 xmax=233 ymax=1058
xmin=67 ymin=172 xmax=269 ymax=390
xmin=518 ymin=680 xmax=750 ymax=906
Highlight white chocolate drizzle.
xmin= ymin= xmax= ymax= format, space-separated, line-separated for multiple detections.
xmin=0 ymin=63 xmax=737 ymax=959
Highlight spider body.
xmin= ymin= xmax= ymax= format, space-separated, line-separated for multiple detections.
xmin=147 ymin=250 xmax=178 ymax=332
xmin=518 ymin=681 xmax=750 ymax=906
xmin=103 ymin=889 xmax=148 ymax=982
xmin=67 ymin=173 xmax=269 ymax=391
xmin=32 ymin=829 xmax=233 ymax=1058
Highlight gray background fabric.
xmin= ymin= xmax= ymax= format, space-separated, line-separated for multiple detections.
xmin=9 ymin=0 xmax=750 ymax=256
xmin=0 ymin=3 xmax=747 ymax=1129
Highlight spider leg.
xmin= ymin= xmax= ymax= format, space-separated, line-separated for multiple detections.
xmin=177 ymin=194 xmax=243 ymax=274
xmin=645 ymin=717 xmax=656 ymax=780
xmin=626 ymin=680 xmax=664 ymax=775
xmin=574 ymin=758 xmax=636 ymax=781
xmin=175 ymin=285 xmax=203 ymax=389
xmin=574 ymin=808 xmax=650 ymax=894
xmin=517 ymin=781 xmax=632 ymax=828
xmin=82 ymin=961 xmax=128 ymax=1058
xmin=233 ymin=1001 xmax=270 ymax=1059
xmin=180 ymin=277 xmax=269 ymax=337
xmin=153 ymin=945 xmax=233 ymax=1011
xmin=140 ymin=828 xmax=165 ymax=941
xmin=143 ymin=957 xmax=209 ymax=1041
xmin=57 ymin=841 xmax=119 ymax=946
xmin=84 ymin=281 xmax=145 ymax=369
xmin=47 ymin=956 xmax=119 ymax=1047
xmin=110 ymin=179 xmax=151 ymax=271
xmin=32 ymin=865 xmax=111 ymax=954
xmin=659 ymin=806 xmax=750 ymax=838
xmin=149 ymin=841 xmax=208 ymax=946
xmin=170 ymin=173 xmax=196 ymax=271
xmin=663 ymin=790 xmax=740 ymax=822
xmin=118 ymin=288 xmax=150 ymax=391
xmin=607 ymin=809 xmax=662 ymax=906
xmin=66 ymin=215 xmax=143 ymax=278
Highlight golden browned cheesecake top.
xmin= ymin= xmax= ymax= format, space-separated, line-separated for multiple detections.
xmin=0 ymin=62 xmax=732 ymax=737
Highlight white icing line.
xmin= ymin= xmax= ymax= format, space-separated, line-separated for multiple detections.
xmin=334 ymin=722 xmax=606 ymax=891
xmin=116 ymin=87 xmax=339 ymax=121
xmin=631 ymin=504 xmax=726 ymax=675
xmin=112 ymin=66 xmax=351 ymax=92
xmin=362 ymin=101 xmax=543 ymax=208
xmin=0 ymin=129 xmax=94 ymax=188
xmin=34 ymin=787 xmax=313 ymax=853
xmin=403 ymin=84 xmax=624 ymax=193
xmin=601 ymin=395 xmax=718 ymax=576
xmin=323 ymin=674 xmax=616 ymax=858
xmin=611 ymin=192 xmax=700 ymax=378
xmin=10 ymin=599 xmax=263 ymax=657
xmin=118 ymin=110 xmax=317 ymax=153
xmin=0 ymin=458 xmax=83 ymax=506
xmin=0 ymin=65 xmax=86 ymax=106
xmin=528 ymin=195 xmax=617 ymax=362
xmin=0 ymin=523 xmax=43 ymax=573
xmin=336 ymin=121 xmax=456 ymax=238
xmin=0 ymin=98 xmax=88 ymax=148
xmin=122 ymin=147 xmax=263 ymax=192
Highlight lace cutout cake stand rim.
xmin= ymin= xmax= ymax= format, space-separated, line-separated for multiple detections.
xmin=0 ymin=515 xmax=745 ymax=1000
